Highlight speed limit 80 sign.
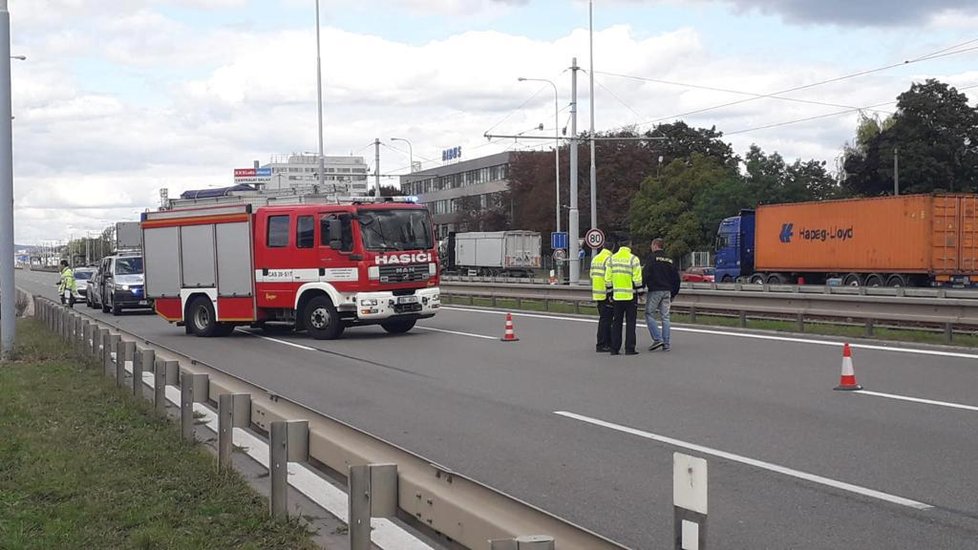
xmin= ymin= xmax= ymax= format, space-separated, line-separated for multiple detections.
xmin=584 ymin=228 xmax=605 ymax=249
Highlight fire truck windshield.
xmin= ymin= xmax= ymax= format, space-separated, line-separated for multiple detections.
xmin=357 ymin=208 xmax=433 ymax=252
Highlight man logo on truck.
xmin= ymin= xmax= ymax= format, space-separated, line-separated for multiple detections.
xmin=779 ymin=223 xmax=794 ymax=243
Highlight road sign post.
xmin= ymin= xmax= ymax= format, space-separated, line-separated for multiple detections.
xmin=674 ymin=452 xmax=708 ymax=550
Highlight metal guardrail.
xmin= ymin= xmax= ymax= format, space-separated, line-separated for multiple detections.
xmin=440 ymin=282 xmax=978 ymax=343
xmin=440 ymin=275 xmax=978 ymax=300
xmin=33 ymin=296 xmax=626 ymax=550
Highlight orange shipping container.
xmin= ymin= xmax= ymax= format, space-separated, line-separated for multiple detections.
xmin=755 ymin=194 xmax=978 ymax=278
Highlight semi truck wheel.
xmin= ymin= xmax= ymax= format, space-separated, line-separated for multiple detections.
xmin=886 ymin=274 xmax=906 ymax=287
xmin=843 ymin=273 xmax=862 ymax=287
xmin=187 ymin=296 xmax=219 ymax=337
xmin=304 ymin=295 xmax=342 ymax=340
xmin=381 ymin=319 xmax=416 ymax=334
xmin=864 ymin=274 xmax=884 ymax=287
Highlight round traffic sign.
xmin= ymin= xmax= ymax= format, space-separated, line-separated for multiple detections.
xmin=584 ymin=228 xmax=605 ymax=249
xmin=552 ymin=248 xmax=567 ymax=261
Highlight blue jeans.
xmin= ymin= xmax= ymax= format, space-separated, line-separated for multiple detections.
xmin=645 ymin=290 xmax=671 ymax=345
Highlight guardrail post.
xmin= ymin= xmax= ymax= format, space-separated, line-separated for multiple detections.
xmin=218 ymin=393 xmax=252 ymax=471
xmin=81 ymin=322 xmax=91 ymax=355
xmin=181 ymin=372 xmax=209 ymax=442
xmin=796 ymin=313 xmax=804 ymax=333
xmin=489 ymin=536 xmax=556 ymax=550
xmin=944 ymin=323 xmax=953 ymax=344
xmin=94 ymin=328 xmax=106 ymax=360
xmin=155 ymin=360 xmax=179 ymax=413
xmin=689 ymin=306 xmax=697 ymax=323
xmin=348 ymin=463 xmax=398 ymax=550
xmin=117 ymin=341 xmax=135 ymax=388
xmin=491 ymin=295 xmax=497 ymax=307
xmin=738 ymin=311 xmax=747 ymax=328
xmin=269 ymin=420 xmax=310 ymax=519
xmin=574 ymin=300 xmax=581 ymax=314
xmin=864 ymin=319 xmax=875 ymax=338
xmin=103 ymin=334 xmax=120 ymax=376
xmin=674 ymin=452 xmax=708 ymax=550
xmin=134 ymin=348 xmax=152 ymax=398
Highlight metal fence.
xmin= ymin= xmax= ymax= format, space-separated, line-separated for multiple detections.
xmin=440 ymin=282 xmax=978 ymax=343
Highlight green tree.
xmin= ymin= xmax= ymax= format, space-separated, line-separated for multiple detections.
xmin=843 ymin=79 xmax=978 ymax=195
xmin=629 ymin=154 xmax=740 ymax=258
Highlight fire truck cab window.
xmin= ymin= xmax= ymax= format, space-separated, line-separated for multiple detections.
xmin=267 ymin=215 xmax=290 ymax=248
xmin=296 ymin=216 xmax=314 ymax=248
xmin=320 ymin=214 xmax=353 ymax=252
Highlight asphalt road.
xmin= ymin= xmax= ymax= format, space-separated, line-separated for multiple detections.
xmin=18 ymin=269 xmax=978 ymax=549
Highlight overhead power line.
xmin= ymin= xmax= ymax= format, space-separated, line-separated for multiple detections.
xmin=639 ymin=40 xmax=978 ymax=126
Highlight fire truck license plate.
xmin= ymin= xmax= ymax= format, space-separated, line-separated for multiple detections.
xmin=397 ymin=296 xmax=419 ymax=304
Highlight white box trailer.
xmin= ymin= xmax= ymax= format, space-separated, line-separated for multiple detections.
xmin=116 ymin=221 xmax=142 ymax=250
xmin=451 ymin=231 xmax=541 ymax=276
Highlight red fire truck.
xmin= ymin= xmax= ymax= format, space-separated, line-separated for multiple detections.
xmin=140 ymin=198 xmax=440 ymax=339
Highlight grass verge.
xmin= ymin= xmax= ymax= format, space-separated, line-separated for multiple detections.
xmin=445 ymin=295 xmax=978 ymax=348
xmin=0 ymin=318 xmax=317 ymax=550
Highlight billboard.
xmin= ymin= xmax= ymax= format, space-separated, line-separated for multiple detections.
xmin=233 ymin=167 xmax=272 ymax=184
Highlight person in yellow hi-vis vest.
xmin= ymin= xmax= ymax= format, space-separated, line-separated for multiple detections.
xmin=589 ymin=237 xmax=616 ymax=352
xmin=605 ymin=236 xmax=643 ymax=355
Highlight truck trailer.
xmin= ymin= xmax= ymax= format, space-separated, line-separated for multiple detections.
xmin=715 ymin=194 xmax=978 ymax=287
xmin=443 ymin=231 xmax=542 ymax=277
xmin=141 ymin=198 xmax=441 ymax=339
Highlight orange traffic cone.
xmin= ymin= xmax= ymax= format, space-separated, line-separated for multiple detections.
xmin=834 ymin=343 xmax=862 ymax=391
xmin=501 ymin=313 xmax=520 ymax=342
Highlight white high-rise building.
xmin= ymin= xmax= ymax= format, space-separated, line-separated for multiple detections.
xmin=263 ymin=153 xmax=369 ymax=195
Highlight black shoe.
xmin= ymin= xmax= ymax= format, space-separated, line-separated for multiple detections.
xmin=648 ymin=341 xmax=664 ymax=351
xmin=609 ymin=351 xmax=620 ymax=355
xmin=625 ymin=350 xmax=639 ymax=355
xmin=596 ymin=345 xmax=611 ymax=352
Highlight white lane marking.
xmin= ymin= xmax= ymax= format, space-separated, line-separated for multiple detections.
xmin=554 ymin=410 xmax=933 ymax=511
xmin=855 ymin=390 xmax=978 ymax=413
xmin=235 ymin=328 xmax=316 ymax=351
xmin=442 ymin=306 xmax=978 ymax=360
xmin=416 ymin=326 xmax=497 ymax=340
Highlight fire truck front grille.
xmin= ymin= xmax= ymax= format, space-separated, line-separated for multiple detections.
xmin=378 ymin=264 xmax=430 ymax=283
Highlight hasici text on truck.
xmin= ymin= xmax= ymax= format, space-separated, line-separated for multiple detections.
xmin=714 ymin=194 xmax=978 ymax=287
xmin=141 ymin=201 xmax=440 ymax=339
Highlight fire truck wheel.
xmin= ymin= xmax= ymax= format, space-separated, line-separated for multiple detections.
xmin=380 ymin=319 xmax=416 ymax=334
xmin=187 ymin=296 xmax=219 ymax=337
xmin=304 ymin=295 xmax=342 ymax=340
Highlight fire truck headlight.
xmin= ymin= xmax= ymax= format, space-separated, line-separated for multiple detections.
xmin=428 ymin=263 xmax=436 ymax=275
xmin=361 ymin=299 xmax=378 ymax=306
xmin=368 ymin=266 xmax=380 ymax=280
xmin=121 ymin=285 xmax=130 ymax=291
xmin=432 ymin=293 xmax=439 ymax=302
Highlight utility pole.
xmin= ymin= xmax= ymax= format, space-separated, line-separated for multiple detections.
xmin=374 ymin=138 xmax=381 ymax=196
xmin=588 ymin=0 xmax=597 ymax=252
xmin=0 ymin=0 xmax=14 ymax=359
xmin=893 ymin=147 xmax=899 ymax=196
xmin=568 ymin=58 xmax=581 ymax=285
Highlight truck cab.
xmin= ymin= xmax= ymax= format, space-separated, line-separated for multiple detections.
xmin=714 ymin=210 xmax=755 ymax=283
xmin=252 ymin=202 xmax=440 ymax=338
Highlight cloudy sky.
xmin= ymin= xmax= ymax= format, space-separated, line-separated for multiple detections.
xmin=8 ymin=0 xmax=978 ymax=244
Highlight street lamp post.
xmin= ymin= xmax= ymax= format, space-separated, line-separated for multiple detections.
xmin=390 ymin=137 xmax=414 ymax=173
xmin=0 ymin=0 xmax=14 ymax=359
xmin=314 ymin=0 xmax=325 ymax=190
xmin=518 ymin=76 xmax=562 ymax=282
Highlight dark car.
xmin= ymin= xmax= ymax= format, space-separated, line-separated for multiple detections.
xmin=681 ymin=266 xmax=715 ymax=283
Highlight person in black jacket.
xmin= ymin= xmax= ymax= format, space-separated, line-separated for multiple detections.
xmin=642 ymin=238 xmax=680 ymax=351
